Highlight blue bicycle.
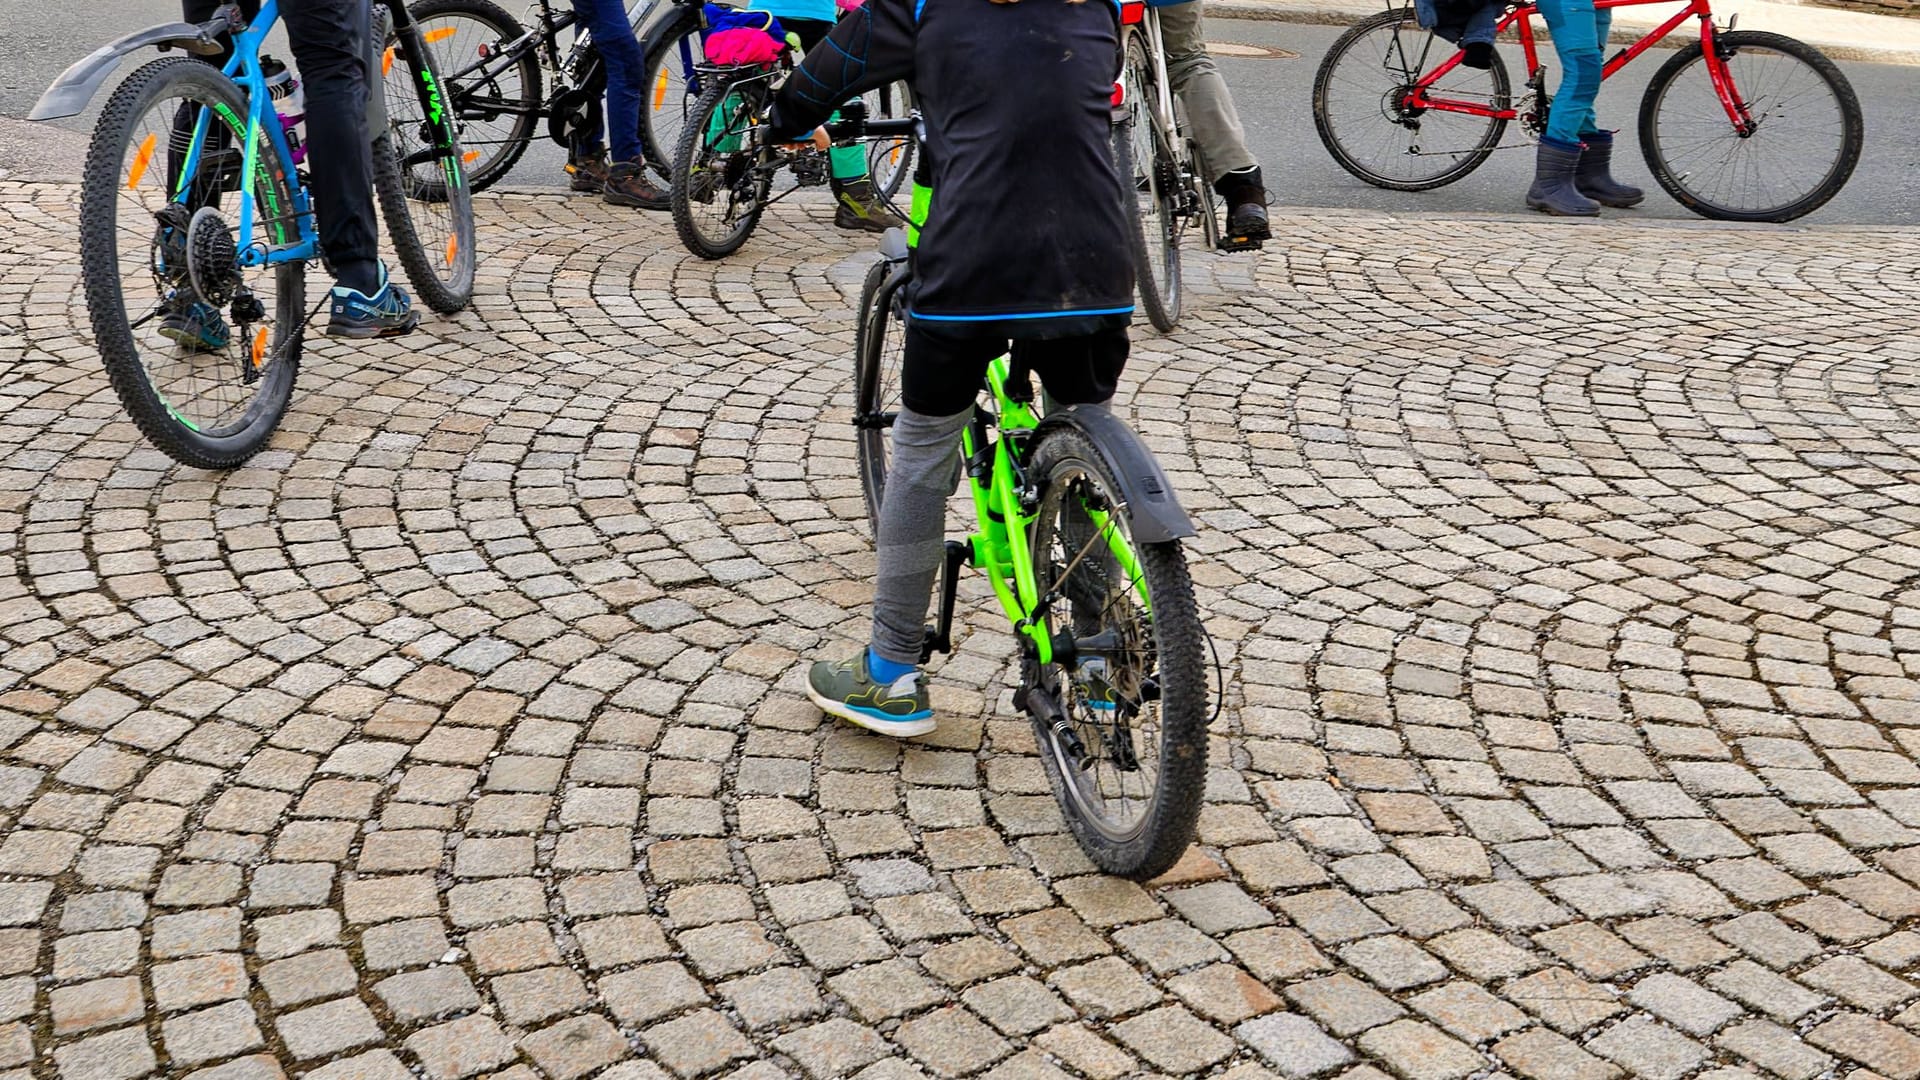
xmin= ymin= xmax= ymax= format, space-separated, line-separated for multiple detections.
xmin=32 ymin=0 xmax=474 ymax=469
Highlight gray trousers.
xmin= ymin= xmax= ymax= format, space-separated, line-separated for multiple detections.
xmin=1157 ymin=1 xmax=1259 ymax=181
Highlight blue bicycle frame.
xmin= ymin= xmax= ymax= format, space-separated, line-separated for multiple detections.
xmin=175 ymin=0 xmax=319 ymax=269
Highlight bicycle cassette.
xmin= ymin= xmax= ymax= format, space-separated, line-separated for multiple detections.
xmin=185 ymin=207 xmax=241 ymax=306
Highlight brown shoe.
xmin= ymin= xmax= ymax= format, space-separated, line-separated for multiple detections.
xmin=830 ymin=177 xmax=904 ymax=233
xmin=604 ymin=161 xmax=669 ymax=211
xmin=567 ymin=149 xmax=609 ymax=193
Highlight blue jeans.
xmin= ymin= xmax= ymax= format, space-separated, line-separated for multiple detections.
xmin=572 ymin=0 xmax=644 ymax=162
xmin=1535 ymin=0 xmax=1610 ymax=145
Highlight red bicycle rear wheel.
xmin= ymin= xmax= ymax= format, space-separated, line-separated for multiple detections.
xmin=1313 ymin=9 xmax=1511 ymax=191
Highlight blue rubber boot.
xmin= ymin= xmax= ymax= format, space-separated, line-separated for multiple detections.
xmin=1526 ymin=137 xmax=1600 ymax=217
xmin=1575 ymin=131 xmax=1645 ymax=208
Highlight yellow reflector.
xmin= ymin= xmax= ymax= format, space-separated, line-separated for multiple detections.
xmin=382 ymin=47 xmax=395 ymax=76
xmin=653 ymin=70 xmax=669 ymax=110
xmin=251 ymin=327 xmax=268 ymax=368
xmin=425 ymin=26 xmax=457 ymax=43
xmin=127 ymin=133 xmax=157 ymax=189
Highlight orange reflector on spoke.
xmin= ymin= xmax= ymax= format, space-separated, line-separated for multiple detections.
xmin=445 ymin=234 xmax=458 ymax=266
xmin=128 ymin=133 xmax=158 ymax=189
xmin=425 ymin=26 xmax=457 ymax=43
xmin=252 ymin=327 xmax=268 ymax=368
xmin=383 ymin=47 xmax=395 ymax=76
xmin=653 ymin=70 xmax=669 ymax=110
xmin=464 ymin=150 xmax=480 ymax=163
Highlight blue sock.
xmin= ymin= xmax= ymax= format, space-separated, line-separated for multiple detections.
xmin=867 ymin=648 xmax=914 ymax=684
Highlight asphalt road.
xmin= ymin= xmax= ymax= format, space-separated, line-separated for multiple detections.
xmin=5 ymin=5 xmax=1916 ymax=225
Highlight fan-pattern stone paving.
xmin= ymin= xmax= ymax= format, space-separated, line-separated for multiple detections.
xmin=3 ymin=180 xmax=1920 ymax=1080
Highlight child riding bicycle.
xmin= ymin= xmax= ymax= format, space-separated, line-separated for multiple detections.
xmin=766 ymin=0 xmax=1134 ymax=735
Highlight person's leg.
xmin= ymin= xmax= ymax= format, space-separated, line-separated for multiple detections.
xmin=868 ymin=326 xmax=997 ymax=671
xmin=1157 ymin=1 xmax=1266 ymax=244
xmin=573 ymin=0 xmax=666 ymax=207
xmin=1525 ymin=0 xmax=1601 ymax=214
xmin=785 ymin=16 xmax=903 ymax=232
xmin=1569 ymin=4 xmax=1642 ymax=206
xmin=564 ymin=1 xmax=610 ymax=190
xmin=284 ymin=0 xmax=420 ymax=333
xmin=1157 ymin=3 xmax=1254 ymax=180
xmin=809 ymin=324 xmax=996 ymax=736
xmin=281 ymin=0 xmax=379 ymax=293
xmin=1536 ymin=0 xmax=1601 ymax=147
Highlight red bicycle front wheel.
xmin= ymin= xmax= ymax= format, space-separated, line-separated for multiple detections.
xmin=1639 ymin=29 xmax=1863 ymax=222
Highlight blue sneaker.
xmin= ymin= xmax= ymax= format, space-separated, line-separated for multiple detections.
xmin=326 ymin=264 xmax=421 ymax=339
xmin=806 ymin=650 xmax=936 ymax=738
xmin=158 ymin=300 xmax=232 ymax=353
xmin=1075 ymin=657 xmax=1120 ymax=712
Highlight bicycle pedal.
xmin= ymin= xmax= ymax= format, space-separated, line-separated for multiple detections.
xmin=1216 ymin=235 xmax=1264 ymax=253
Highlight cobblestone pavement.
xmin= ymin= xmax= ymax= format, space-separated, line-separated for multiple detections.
xmin=4 ymin=181 xmax=1920 ymax=1080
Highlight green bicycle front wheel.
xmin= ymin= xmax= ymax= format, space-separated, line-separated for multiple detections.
xmin=80 ymin=55 xmax=304 ymax=469
xmin=1025 ymin=423 xmax=1208 ymax=880
xmin=378 ymin=9 xmax=477 ymax=312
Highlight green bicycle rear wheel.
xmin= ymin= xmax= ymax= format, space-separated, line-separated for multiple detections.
xmin=1025 ymin=424 xmax=1208 ymax=880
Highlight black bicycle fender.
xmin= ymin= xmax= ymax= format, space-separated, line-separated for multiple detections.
xmin=878 ymin=228 xmax=909 ymax=262
xmin=29 ymin=22 xmax=227 ymax=121
xmin=1037 ymin=405 xmax=1197 ymax=544
xmin=637 ymin=6 xmax=700 ymax=60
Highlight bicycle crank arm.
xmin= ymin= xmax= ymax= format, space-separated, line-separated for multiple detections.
xmin=919 ymin=540 xmax=968 ymax=664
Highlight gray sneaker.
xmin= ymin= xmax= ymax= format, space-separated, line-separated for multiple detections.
xmin=806 ymin=650 xmax=936 ymax=738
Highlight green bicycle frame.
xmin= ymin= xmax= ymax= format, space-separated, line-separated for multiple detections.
xmin=962 ymin=356 xmax=1051 ymax=665
xmin=955 ymin=357 xmax=1162 ymax=669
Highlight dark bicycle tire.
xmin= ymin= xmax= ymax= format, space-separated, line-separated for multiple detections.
xmin=1312 ymin=9 xmax=1510 ymax=191
xmin=80 ymin=56 xmax=304 ymax=469
xmin=1026 ymin=424 xmax=1208 ymax=880
xmin=853 ymin=255 xmax=909 ymax=531
xmin=1638 ymin=30 xmax=1862 ymax=223
xmin=1118 ymin=30 xmax=1179 ymax=333
xmin=670 ymin=74 xmax=773 ymax=260
xmin=638 ymin=9 xmax=704 ymax=183
xmin=376 ymin=17 xmax=477 ymax=312
xmin=406 ymin=0 xmax=540 ymax=195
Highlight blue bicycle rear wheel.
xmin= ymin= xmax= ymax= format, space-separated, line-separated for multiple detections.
xmin=80 ymin=56 xmax=304 ymax=469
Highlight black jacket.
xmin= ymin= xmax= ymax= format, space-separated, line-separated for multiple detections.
xmin=768 ymin=0 xmax=1134 ymax=338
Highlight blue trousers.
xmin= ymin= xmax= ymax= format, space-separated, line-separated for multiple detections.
xmin=572 ymin=0 xmax=645 ymax=162
xmin=1535 ymin=0 xmax=1610 ymax=144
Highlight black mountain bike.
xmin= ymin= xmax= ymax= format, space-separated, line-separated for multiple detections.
xmin=405 ymin=0 xmax=704 ymax=189
xmin=670 ymin=62 xmax=915 ymax=259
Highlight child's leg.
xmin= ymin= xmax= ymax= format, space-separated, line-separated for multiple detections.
xmin=869 ymin=327 xmax=1003 ymax=668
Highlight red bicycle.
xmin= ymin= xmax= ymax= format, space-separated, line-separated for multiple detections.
xmin=1312 ymin=0 xmax=1863 ymax=222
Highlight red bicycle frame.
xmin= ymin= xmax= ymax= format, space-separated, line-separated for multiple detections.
xmin=1403 ymin=0 xmax=1758 ymax=135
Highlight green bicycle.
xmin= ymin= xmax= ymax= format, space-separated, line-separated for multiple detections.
xmin=854 ymin=229 xmax=1211 ymax=880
